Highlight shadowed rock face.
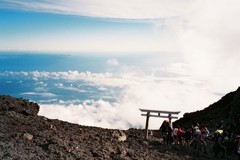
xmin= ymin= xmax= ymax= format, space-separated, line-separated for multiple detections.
xmin=174 ymin=87 xmax=240 ymax=130
xmin=1 ymin=90 xmax=240 ymax=160
xmin=0 ymin=95 xmax=39 ymax=116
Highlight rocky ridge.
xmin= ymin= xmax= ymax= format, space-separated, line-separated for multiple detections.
xmin=174 ymin=87 xmax=240 ymax=130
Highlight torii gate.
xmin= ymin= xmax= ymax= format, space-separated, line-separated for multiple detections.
xmin=140 ymin=108 xmax=180 ymax=139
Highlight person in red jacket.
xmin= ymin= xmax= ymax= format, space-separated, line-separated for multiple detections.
xmin=177 ymin=126 xmax=185 ymax=145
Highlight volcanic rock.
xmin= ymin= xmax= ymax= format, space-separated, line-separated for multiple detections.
xmin=23 ymin=133 xmax=34 ymax=141
xmin=0 ymin=95 xmax=39 ymax=116
xmin=112 ymin=130 xmax=127 ymax=142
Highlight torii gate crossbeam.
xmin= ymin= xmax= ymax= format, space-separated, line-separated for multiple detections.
xmin=140 ymin=108 xmax=180 ymax=139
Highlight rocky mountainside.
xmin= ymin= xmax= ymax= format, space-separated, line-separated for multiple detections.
xmin=0 ymin=95 xmax=202 ymax=160
xmin=1 ymin=86 xmax=240 ymax=160
xmin=174 ymin=87 xmax=240 ymax=130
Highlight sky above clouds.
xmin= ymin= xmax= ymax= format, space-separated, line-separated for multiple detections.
xmin=0 ymin=0 xmax=239 ymax=89
xmin=1 ymin=0 xmax=240 ymax=54
xmin=0 ymin=0 xmax=240 ymax=129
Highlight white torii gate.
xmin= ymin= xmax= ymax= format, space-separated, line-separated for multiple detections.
xmin=140 ymin=108 xmax=180 ymax=139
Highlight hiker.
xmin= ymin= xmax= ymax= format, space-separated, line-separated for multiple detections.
xmin=177 ymin=126 xmax=185 ymax=145
xmin=198 ymin=127 xmax=209 ymax=154
xmin=192 ymin=121 xmax=199 ymax=131
xmin=173 ymin=126 xmax=179 ymax=144
xmin=213 ymin=130 xmax=229 ymax=159
xmin=184 ymin=128 xmax=192 ymax=150
xmin=166 ymin=122 xmax=173 ymax=145
xmin=159 ymin=120 xmax=169 ymax=144
xmin=192 ymin=126 xmax=201 ymax=153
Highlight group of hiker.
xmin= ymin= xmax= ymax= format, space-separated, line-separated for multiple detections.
xmin=159 ymin=116 xmax=240 ymax=159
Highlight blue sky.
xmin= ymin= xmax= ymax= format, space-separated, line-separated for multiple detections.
xmin=0 ymin=6 xmax=163 ymax=52
xmin=0 ymin=9 xmax=152 ymax=36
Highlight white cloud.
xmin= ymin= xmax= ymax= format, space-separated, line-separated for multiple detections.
xmin=54 ymin=83 xmax=64 ymax=87
xmin=39 ymin=99 xmax=58 ymax=103
xmin=21 ymin=92 xmax=56 ymax=97
xmin=0 ymin=0 xmax=194 ymax=19
xmin=56 ymin=85 xmax=87 ymax=93
xmin=35 ymin=81 xmax=48 ymax=87
xmin=37 ymin=74 xmax=221 ymax=129
xmin=2 ymin=69 xmax=237 ymax=129
xmin=172 ymin=0 xmax=240 ymax=92
xmin=161 ymin=63 xmax=190 ymax=76
xmin=106 ymin=58 xmax=119 ymax=66
xmin=20 ymin=70 xmax=221 ymax=129
xmin=39 ymin=100 xmax=133 ymax=129
xmin=98 ymin=87 xmax=107 ymax=91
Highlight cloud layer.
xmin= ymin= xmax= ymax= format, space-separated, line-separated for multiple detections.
xmin=36 ymin=70 xmax=222 ymax=129
xmin=2 ymin=70 xmax=226 ymax=129
xmin=0 ymin=0 xmax=193 ymax=19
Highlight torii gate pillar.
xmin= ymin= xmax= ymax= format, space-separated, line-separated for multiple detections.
xmin=140 ymin=108 xmax=180 ymax=139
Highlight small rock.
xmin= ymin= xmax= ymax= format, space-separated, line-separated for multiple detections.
xmin=50 ymin=125 xmax=57 ymax=130
xmin=118 ymin=134 xmax=127 ymax=142
xmin=126 ymin=149 xmax=135 ymax=156
xmin=0 ymin=133 xmax=4 ymax=138
xmin=23 ymin=133 xmax=33 ymax=141
xmin=142 ymin=141 xmax=149 ymax=145
xmin=112 ymin=130 xmax=127 ymax=142
xmin=121 ymin=150 xmax=127 ymax=157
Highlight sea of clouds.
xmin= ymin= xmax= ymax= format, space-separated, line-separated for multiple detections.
xmin=0 ymin=67 xmax=231 ymax=130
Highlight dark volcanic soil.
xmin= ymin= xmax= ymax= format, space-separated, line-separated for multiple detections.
xmin=1 ymin=88 xmax=240 ymax=160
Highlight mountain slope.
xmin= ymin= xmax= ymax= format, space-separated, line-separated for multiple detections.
xmin=174 ymin=87 xmax=240 ymax=130
xmin=0 ymin=95 xmax=196 ymax=160
xmin=2 ymin=86 xmax=240 ymax=160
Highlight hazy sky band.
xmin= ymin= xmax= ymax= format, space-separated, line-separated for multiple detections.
xmin=0 ymin=0 xmax=198 ymax=52
xmin=0 ymin=0 xmax=190 ymax=19
xmin=0 ymin=9 xmax=166 ymax=52
xmin=1 ymin=0 xmax=239 ymax=53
